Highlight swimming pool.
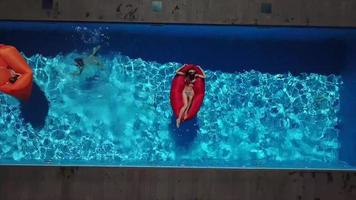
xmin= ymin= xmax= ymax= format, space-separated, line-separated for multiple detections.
xmin=0 ymin=21 xmax=355 ymax=170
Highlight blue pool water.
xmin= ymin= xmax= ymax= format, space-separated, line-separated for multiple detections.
xmin=0 ymin=21 xmax=356 ymax=169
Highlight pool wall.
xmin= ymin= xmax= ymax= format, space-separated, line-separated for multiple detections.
xmin=1 ymin=166 xmax=356 ymax=199
xmin=0 ymin=0 xmax=356 ymax=27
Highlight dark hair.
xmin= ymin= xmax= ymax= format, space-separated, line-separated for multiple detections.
xmin=74 ymin=58 xmax=84 ymax=67
xmin=9 ymin=76 xmax=18 ymax=84
xmin=185 ymin=70 xmax=196 ymax=83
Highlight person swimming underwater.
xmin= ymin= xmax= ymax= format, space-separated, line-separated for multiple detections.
xmin=73 ymin=45 xmax=104 ymax=76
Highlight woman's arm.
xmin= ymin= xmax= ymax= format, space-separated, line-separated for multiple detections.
xmin=175 ymin=65 xmax=186 ymax=75
xmin=195 ymin=74 xmax=205 ymax=78
xmin=197 ymin=66 xmax=206 ymax=78
xmin=9 ymin=69 xmax=21 ymax=78
xmin=198 ymin=66 xmax=206 ymax=78
xmin=91 ymin=45 xmax=101 ymax=57
xmin=176 ymin=71 xmax=185 ymax=76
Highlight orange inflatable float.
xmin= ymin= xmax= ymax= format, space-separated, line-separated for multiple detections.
xmin=0 ymin=44 xmax=33 ymax=101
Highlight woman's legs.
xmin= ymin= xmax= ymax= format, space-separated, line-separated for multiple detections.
xmin=183 ymin=96 xmax=193 ymax=120
xmin=177 ymin=91 xmax=188 ymax=128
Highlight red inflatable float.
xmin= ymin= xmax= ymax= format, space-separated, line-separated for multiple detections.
xmin=0 ymin=44 xmax=33 ymax=101
xmin=170 ymin=64 xmax=205 ymax=121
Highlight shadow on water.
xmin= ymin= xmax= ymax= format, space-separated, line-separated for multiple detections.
xmin=19 ymin=82 xmax=49 ymax=130
xmin=169 ymin=115 xmax=198 ymax=150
